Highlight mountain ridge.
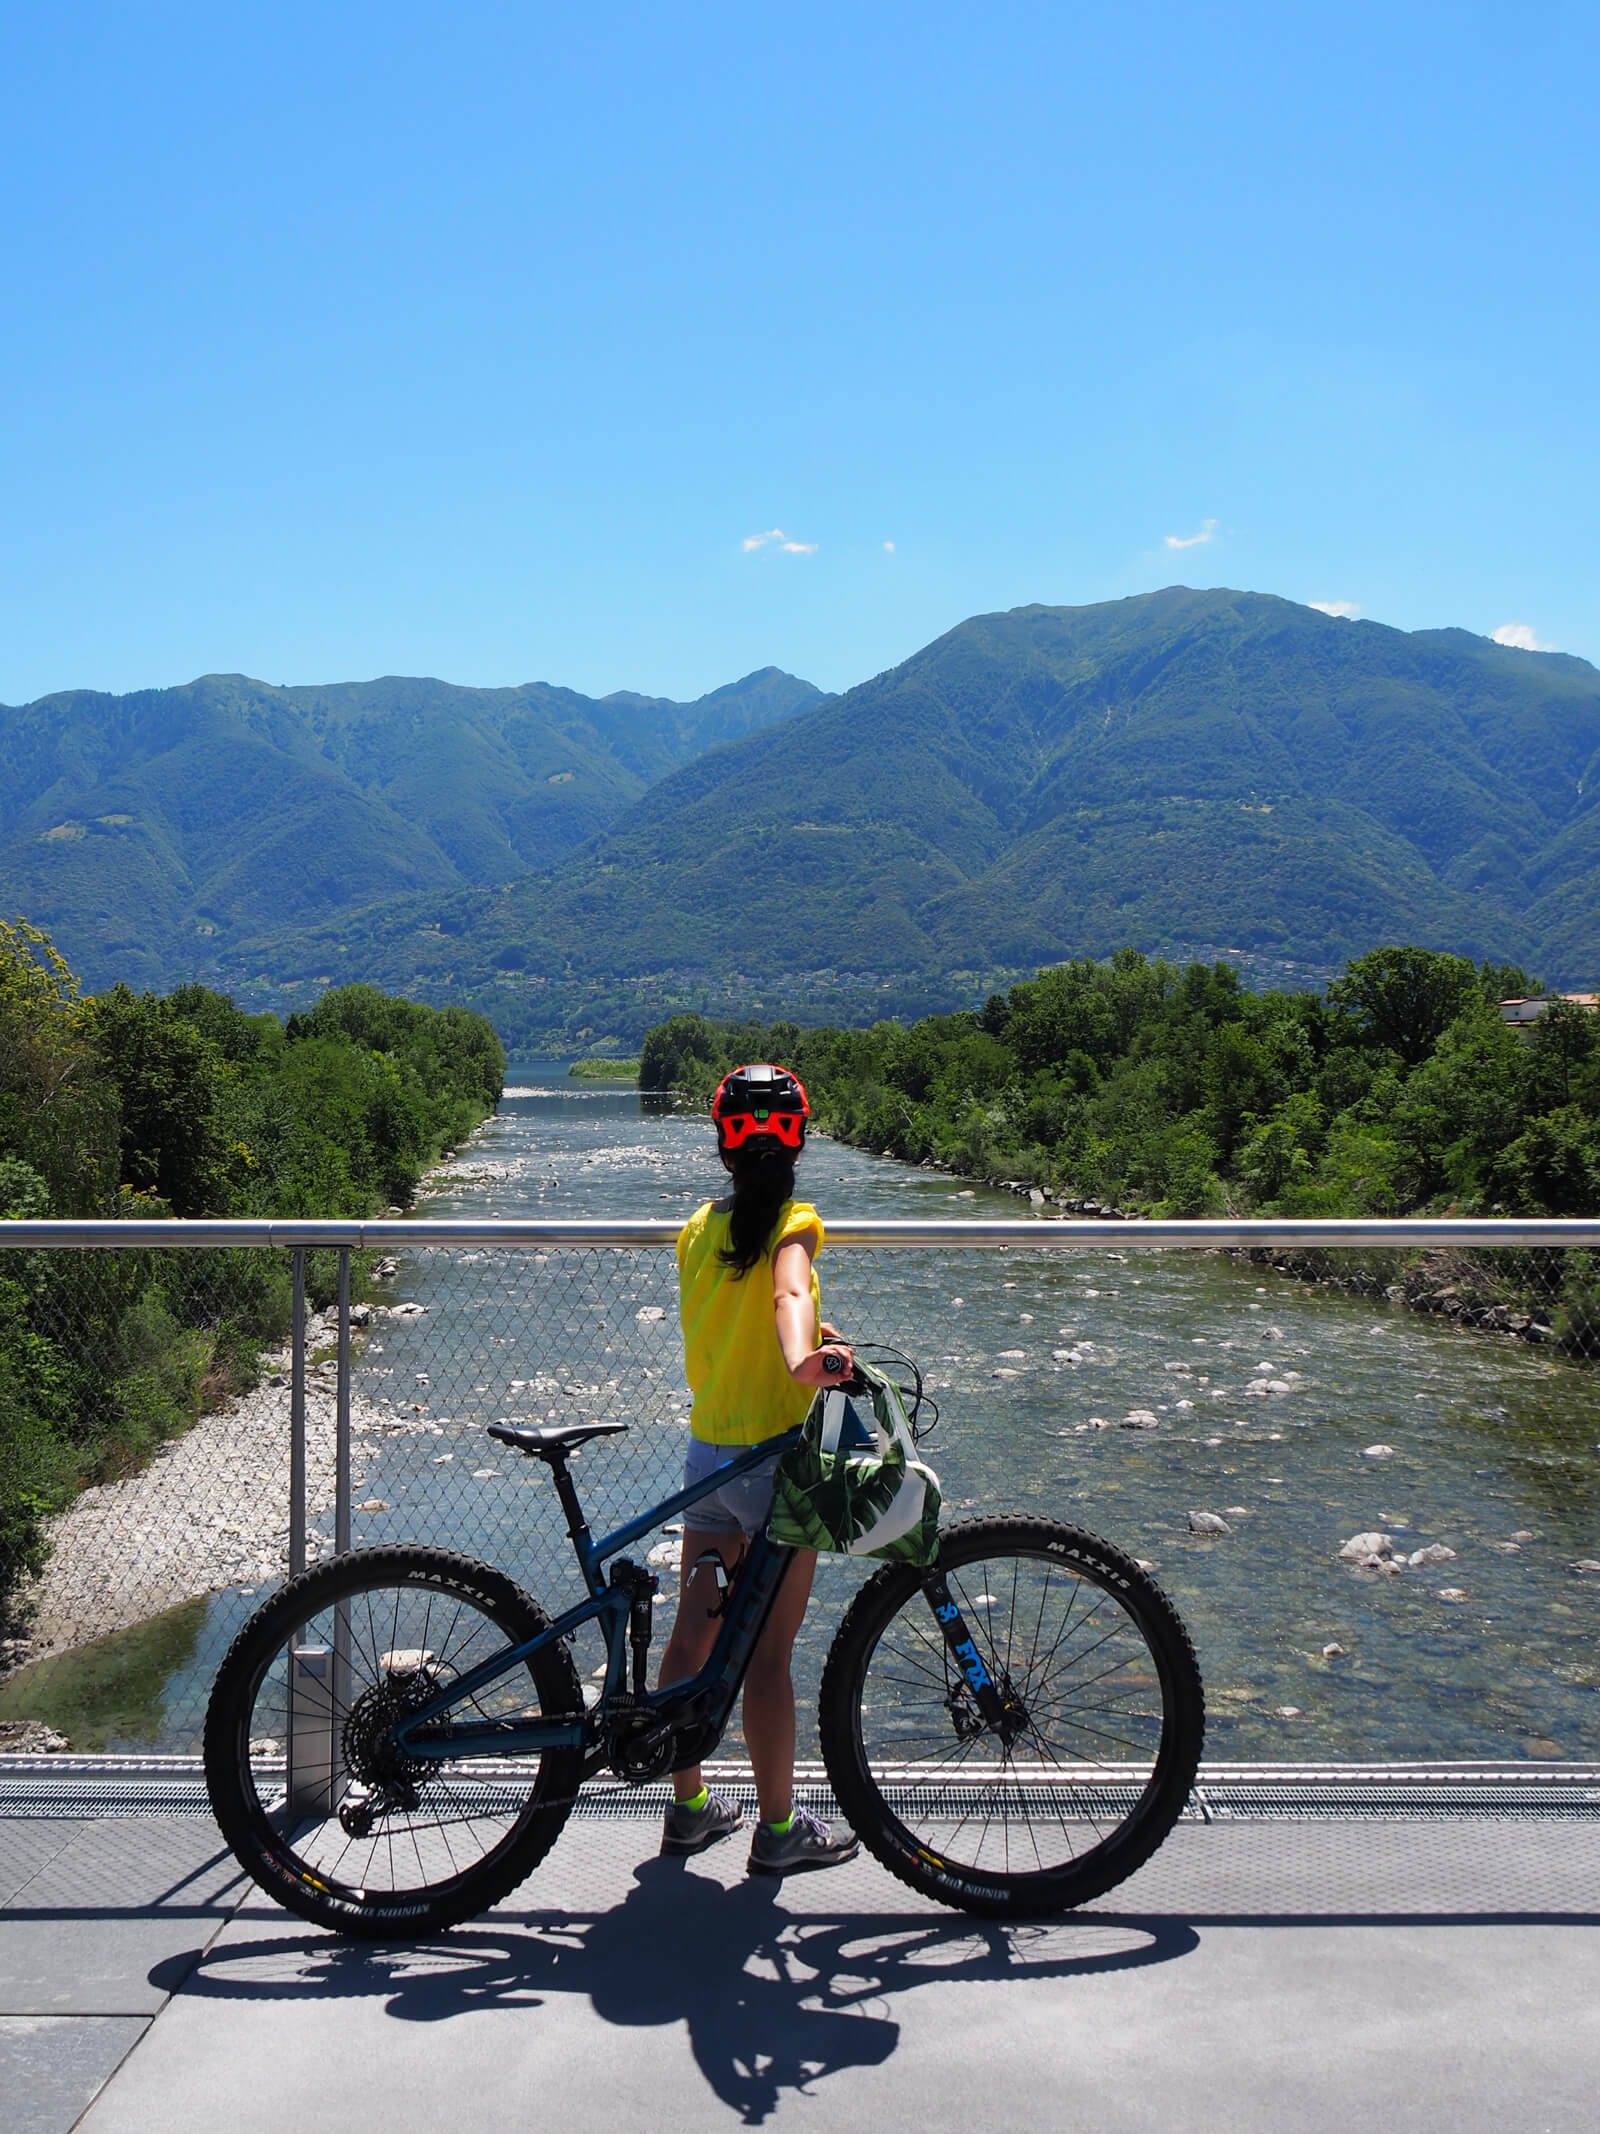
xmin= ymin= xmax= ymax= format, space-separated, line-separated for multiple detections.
xmin=0 ymin=665 xmax=826 ymax=989
xmin=217 ymin=586 xmax=1599 ymax=1040
xmin=5 ymin=587 xmax=1597 ymax=1045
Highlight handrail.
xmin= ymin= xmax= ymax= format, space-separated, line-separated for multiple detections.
xmin=3 ymin=1216 xmax=1600 ymax=1249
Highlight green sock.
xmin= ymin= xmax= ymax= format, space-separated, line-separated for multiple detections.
xmin=680 ymin=1785 xmax=710 ymax=1813
xmin=765 ymin=1810 xmax=795 ymax=1835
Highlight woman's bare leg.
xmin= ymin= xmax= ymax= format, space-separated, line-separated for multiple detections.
xmin=740 ymin=1548 xmax=817 ymax=1825
xmin=658 ymin=1526 xmax=742 ymax=1804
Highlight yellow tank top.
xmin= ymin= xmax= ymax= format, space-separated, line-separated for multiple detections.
xmin=676 ymin=1198 xmax=823 ymax=1446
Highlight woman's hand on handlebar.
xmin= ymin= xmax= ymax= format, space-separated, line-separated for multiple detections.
xmin=791 ymin=1336 xmax=855 ymax=1388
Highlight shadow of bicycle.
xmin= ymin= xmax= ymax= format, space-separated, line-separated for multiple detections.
xmin=163 ymin=1857 xmax=1198 ymax=2124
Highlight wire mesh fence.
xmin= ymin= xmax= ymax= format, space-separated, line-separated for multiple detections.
xmin=3 ymin=1219 xmax=1600 ymax=1762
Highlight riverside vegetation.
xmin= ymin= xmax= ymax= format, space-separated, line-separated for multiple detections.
xmin=642 ymin=943 xmax=1600 ymax=1343
xmin=0 ymin=919 xmax=504 ymax=1620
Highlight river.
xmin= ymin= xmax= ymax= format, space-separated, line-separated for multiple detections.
xmin=10 ymin=1064 xmax=1600 ymax=1761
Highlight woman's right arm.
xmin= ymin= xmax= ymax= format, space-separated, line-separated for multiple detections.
xmin=772 ymin=1237 xmax=853 ymax=1386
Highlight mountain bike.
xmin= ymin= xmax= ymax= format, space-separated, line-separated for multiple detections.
xmin=204 ymin=1357 xmax=1205 ymax=1938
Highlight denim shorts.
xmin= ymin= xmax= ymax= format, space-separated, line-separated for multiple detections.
xmin=682 ymin=1433 xmax=785 ymax=1538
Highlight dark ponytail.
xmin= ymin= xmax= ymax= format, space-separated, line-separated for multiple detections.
xmin=718 ymin=1142 xmax=798 ymax=1277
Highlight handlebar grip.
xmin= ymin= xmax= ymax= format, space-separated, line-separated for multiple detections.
xmin=822 ymin=1350 xmax=847 ymax=1376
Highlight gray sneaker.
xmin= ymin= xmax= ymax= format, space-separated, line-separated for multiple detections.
xmin=660 ymin=1789 xmax=744 ymax=1856
xmin=747 ymin=1807 xmax=860 ymax=1877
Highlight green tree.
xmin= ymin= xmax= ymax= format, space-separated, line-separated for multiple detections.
xmin=87 ymin=986 xmax=236 ymax=1217
xmin=1488 ymin=1108 xmax=1600 ymax=1216
xmin=0 ymin=919 xmax=119 ymax=1215
xmin=1526 ymin=997 xmax=1598 ymax=1112
xmin=1328 ymin=947 xmax=1480 ymax=1069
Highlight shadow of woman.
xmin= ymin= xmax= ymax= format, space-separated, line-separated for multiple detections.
xmin=172 ymin=1864 xmax=1197 ymax=2126
xmin=579 ymin=1859 xmax=897 ymax=2122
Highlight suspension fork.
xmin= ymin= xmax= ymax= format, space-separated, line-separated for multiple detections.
xmin=920 ymin=1567 xmax=1029 ymax=1746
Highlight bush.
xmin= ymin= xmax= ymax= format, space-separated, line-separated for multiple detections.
xmin=0 ymin=925 xmax=506 ymax=1620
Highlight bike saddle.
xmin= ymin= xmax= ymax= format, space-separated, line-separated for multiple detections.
xmin=486 ymin=1420 xmax=629 ymax=1460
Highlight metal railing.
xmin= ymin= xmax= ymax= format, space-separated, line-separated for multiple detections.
xmin=4 ymin=1216 xmax=1599 ymax=1761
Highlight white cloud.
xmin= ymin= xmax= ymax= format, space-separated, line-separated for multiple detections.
xmin=882 ymin=539 xmax=895 ymax=553
xmin=1309 ymin=600 xmax=1360 ymax=618
xmin=742 ymin=527 xmax=816 ymax=555
xmin=1164 ymin=517 xmax=1218 ymax=550
xmin=1491 ymin=621 xmax=1557 ymax=652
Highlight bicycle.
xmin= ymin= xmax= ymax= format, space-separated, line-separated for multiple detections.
xmin=204 ymin=1355 xmax=1205 ymax=1938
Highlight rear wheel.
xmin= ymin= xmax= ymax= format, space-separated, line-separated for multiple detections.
xmin=204 ymin=1546 xmax=583 ymax=1938
xmin=818 ymin=1516 xmax=1204 ymax=1918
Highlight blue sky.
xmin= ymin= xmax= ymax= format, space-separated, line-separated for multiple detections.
xmin=2 ymin=1 xmax=1595 ymax=703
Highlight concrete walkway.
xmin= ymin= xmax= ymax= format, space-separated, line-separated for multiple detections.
xmin=5 ymin=1807 xmax=1599 ymax=2133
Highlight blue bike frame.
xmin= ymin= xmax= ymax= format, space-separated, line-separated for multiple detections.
xmin=392 ymin=1429 xmax=802 ymax=1767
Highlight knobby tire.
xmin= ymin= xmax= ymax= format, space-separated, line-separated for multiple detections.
xmin=818 ymin=1515 xmax=1204 ymax=1918
xmin=204 ymin=1546 xmax=583 ymax=1939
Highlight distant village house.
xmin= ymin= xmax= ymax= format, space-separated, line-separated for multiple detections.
xmin=1501 ymin=993 xmax=1599 ymax=1036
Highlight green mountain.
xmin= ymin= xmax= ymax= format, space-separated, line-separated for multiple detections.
xmin=229 ymin=587 xmax=1599 ymax=1039
xmin=0 ymin=667 xmax=824 ymax=989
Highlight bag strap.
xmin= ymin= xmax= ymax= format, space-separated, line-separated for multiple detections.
xmin=818 ymin=1390 xmax=846 ymax=1458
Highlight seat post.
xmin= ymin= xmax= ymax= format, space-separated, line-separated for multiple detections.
xmin=546 ymin=1454 xmax=599 ymax=1588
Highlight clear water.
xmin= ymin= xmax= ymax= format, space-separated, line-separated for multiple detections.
xmin=21 ymin=1063 xmax=1600 ymax=1760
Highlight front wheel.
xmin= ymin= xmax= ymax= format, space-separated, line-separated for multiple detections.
xmin=818 ymin=1516 xmax=1204 ymax=1918
xmin=204 ymin=1546 xmax=584 ymax=1938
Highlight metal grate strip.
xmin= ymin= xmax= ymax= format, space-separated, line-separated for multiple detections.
xmin=5 ymin=1758 xmax=1600 ymax=1822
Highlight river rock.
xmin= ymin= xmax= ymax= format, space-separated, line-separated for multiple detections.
xmin=1189 ymin=1511 xmax=1232 ymax=1536
xmin=1121 ymin=1408 xmax=1159 ymax=1428
xmin=0 ymin=1721 xmax=70 ymax=1753
xmin=1570 ymin=1559 xmax=1600 ymax=1575
xmin=1362 ymin=1444 xmax=1396 ymax=1459
xmin=1340 ymin=1531 xmax=1394 ymax=1561
xmin=1437 ymin=1587 xmax=1469 ymax=1603
xmin=1322 ymin=1642 xmax=1347 ymax=1659
xmin=1408 ymin=1543 xmax=1457 ymax=1566
xmin=1275 ymin=1706 xmax=1302 ymax=1719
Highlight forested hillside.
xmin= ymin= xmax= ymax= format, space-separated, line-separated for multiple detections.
xmin=236 ymin=589 xmax=1600 ymax=1046
xmin=0 ymin=920 xmax=504 ymax=1614
xmin=0 ymin=667 xmax=823 ymax=992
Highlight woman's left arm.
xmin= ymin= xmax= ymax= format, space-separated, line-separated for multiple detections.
xmin=772 ymin=1237 xmax=854 ymax=1387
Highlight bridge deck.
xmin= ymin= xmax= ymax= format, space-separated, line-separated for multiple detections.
xmin=5 ymin=1766 xmax=1599 ymax=2134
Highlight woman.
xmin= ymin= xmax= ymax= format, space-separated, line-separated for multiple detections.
xmin=656 ymin=1062 xmax=860 ymax=1875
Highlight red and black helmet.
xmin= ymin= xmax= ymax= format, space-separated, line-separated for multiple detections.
xmin=711 ymin=1062 xmax=810 ymax=1153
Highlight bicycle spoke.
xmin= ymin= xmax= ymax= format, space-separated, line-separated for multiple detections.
xmin=236 ymin=1569 xmax=565 ymax=1905
xmin=852 ymin=1544 xmax=1174 ymax=1881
